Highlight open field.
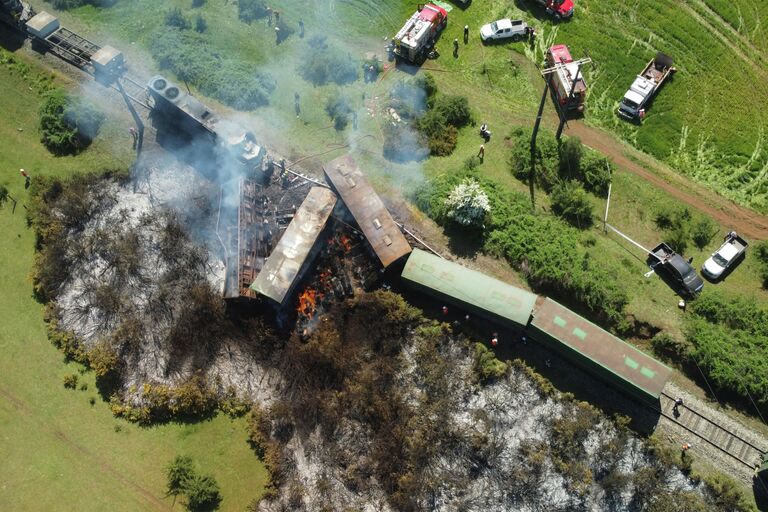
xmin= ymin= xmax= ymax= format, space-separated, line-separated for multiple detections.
xmin=0 ymin=55 xmax=268 ymax=511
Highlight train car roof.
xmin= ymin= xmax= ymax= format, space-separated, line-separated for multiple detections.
xmin=530 ymin=297 xmax=672 ymax=400
xmin=323 ymin=154 xmax=411 ymax=268
xmin=250 ymin=187 xmax=336 ymax=305
xmin=401 ymin=248 xmax=537 ymax=327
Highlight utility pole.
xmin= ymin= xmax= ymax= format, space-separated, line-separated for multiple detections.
xmin=529 ymin=81 xmax=549 ymax=212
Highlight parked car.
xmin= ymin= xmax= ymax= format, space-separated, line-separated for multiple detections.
xmin=480 ymin=19 xmax=528 ymax=42
xmin=647 ymin=243 xmax=704 ymax=298
xmin=701 ymin=231 xmax=748 ymax=280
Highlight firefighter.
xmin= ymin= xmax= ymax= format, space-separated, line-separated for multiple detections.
xmin=478 ymin=143 xmax=485 ymax=162
xmin=294 ymin=92 xmax=301 ymax=118
xmin=463 ymin=25 xmax=469 ymax=44
xmin=442 ymin=306 xmax=449 ymax=316
xmin=299 ymin=18 xmax=305 ymax=38
xmin=491 ymin=333 xmax=498 ymax=347
xmin=275 ymin=25 xmax=281 ymax=44
xmin=453 ymin=38 xmax=459 ymax=57
xmin=274 ymin=10 xmax=280 ymax=24
xmin=19 ymin=168 xmax=30 ymax=189
xmin=266 ymin=6 xmax=272 ymax=25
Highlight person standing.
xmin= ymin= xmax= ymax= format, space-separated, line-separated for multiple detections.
xmin=128 ymin=126 xmax=137 ymax=149
xmin=453 ymin=38 xmax=459 ymax=58
xmin=266 ymin=6 xmax=272 ymax=25
xmin=294 ymin=92 xmax=301 ymax=118
xmin=298 ymin=18 xmax=305 ymax=38
xmin=463 ymin=25 xmax=469 ymax=44
xmin=478 ymin=143 xmax=485 ymax=162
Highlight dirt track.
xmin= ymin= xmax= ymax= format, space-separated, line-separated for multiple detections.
xmin=565 ymin=121 xmax=768 ymax=240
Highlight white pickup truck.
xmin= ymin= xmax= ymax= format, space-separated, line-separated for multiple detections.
xmin=701 ymin=231 xmax=748 ymax=280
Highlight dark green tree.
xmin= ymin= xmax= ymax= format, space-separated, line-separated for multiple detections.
xmin=185 ymin=474 xmax=222 ymax=511
xmin=166 ymin=455 xmax=195 ymax=497
xmin=550 ymin=181 xmax=594 ymax=228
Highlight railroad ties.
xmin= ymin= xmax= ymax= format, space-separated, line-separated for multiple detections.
xmin=660 ymin=392 xmax=766 ymax=469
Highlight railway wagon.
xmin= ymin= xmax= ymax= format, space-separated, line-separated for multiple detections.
xmin=529 ymin=298 xmax=672 ymax=403
xmin=401 ymin=248 xmax=537 ymax=329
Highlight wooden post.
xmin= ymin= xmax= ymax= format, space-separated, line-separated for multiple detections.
xmin=530 ymin=81 xmax=549 ymax=213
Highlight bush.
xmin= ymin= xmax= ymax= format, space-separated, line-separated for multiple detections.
xmin=685 ymin=292 xmax=768 ymax=411
xmin=550 ymin=181 xmax=594 ymax=228
xmin=444 ymin=178 xmax=491 ymax=228
xmin=325 ymin=91 xmax=353 ymax=131
xmin=39 ymin=89 xmax=104 ymax=155
xmin=559 ymin=136 xmax=583 ymax=180
xmin=191 ymin=0 xmax=206 ymax=6
xmin=382 ymin=123 xmax=429 ymax=163
xmin=194 ymin=15 xmax=207 ymax=33
xmin=580 ymin=152 xmax=613 ymax=196
xmin=165 ymin=8 xmax=191 ymax=29
xmin=166 ymin=455 xmax=222 ymax=511
xmin=63 ymin=374 xmax=79 ymax=389
xmin=474 ymin=343 xmax=507 ymax=383
xmin=237 ymin=0 xmax=267 ymax=23
xmin=651 ymin=332 xmax=693 ymax=364
xmin=432 ymin=95 xmax=472 ymax=128
xmin=298 ymin=35 xmax=358 ymax=86
xmin=691 ymin=218 xmax=718 ymax=250
xmin=150 ymin=31 xmax=275 ymax=110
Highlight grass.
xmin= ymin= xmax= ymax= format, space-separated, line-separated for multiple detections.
xmin=0 ymin=54 xmax=268 ymax=511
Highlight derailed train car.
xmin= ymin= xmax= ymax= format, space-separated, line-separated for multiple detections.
xmin=401 ymin=248 xmax=672 ymax=403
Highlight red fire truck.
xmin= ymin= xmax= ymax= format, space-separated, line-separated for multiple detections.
xmin=531 ymin=0 xmax=574 ymax=19
xmin=545 ymin=44 xmax=587 ymax=113
xmin=392 ymin=3 xmax=447 ymax=63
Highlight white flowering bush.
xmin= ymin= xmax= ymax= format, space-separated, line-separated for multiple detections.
xmin=444 ymin=178 xmax=491 ymax=228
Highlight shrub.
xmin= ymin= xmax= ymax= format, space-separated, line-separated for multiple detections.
xmin=186 ymin=474 xmax=222 ymax=511
xmin=39 ymin=89 xmax=104 ymax=155
xmin=550 ymin=181 xmax=594 ymax=228
xmin=191 ymin=0 xmax=206 ymax=6
xmin=167 ymin=455 xmax=195 ymax=496
xmin=651 ymin=332 xmax=693 ymax=364
xmin=432 ymin=95 xmax=472 ymax=128
xmin=559 ymin=136 xmax=583 ymax=180
xmin=63 ymin=374 xmax=79 ymax=389
xmin=194 ymin=15 xmax=207 ymax=33
xmin=580 ymin=152 xmax=613 ymax=196
xmin=298 ymin=35 xmax=358 ymax=86
xmin=150 ymin=30 xmax=275 ymax=110
xmin=382 ymin=123 xmax=429 ymax=163
xmin=325 ymin=91 xmax=353 ymax=131
xmin=237 ymin=0 xmax=266 ymax=23
xmin=474 ymin=343 xmax=507 ymax=383
xmin=165 ymin=8 xmax=190 ymax=29
xmin=444 ymin=178 xmax=491 ymax=228
xmin=691 ymin=218 xmax=718 ymax=250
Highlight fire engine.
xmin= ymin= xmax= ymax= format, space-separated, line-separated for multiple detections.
xmin=392 ymin=3 xmax=447 ymax=63
xmin=530 ymin=0 xmax=574 ymax=19
xmin=545 ymin=45 xmax=587 ymax=113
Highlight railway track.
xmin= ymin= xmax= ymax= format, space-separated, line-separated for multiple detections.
xmin=659 ymin=391 xmax=765 ymax=469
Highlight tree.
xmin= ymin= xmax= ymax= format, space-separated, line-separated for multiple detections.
xmin=444 ymin=178 xmax=491 ymax=228
xmin=691 ymin=217 xmax=718 ymax=250
xmin=167 ymin=455 xmax=195 ymax=497
xmin=756 ymin=240 xmax=768 ymax=288
xmin=194 ymin=15 xmax=207 ymax=33
xmin=165 ymin=8 xmax=191 ymax=29
xmin=550 ymin=181 xmax=594 ymax=228
xmin=185 ymin=474 xmax=222 ymax=511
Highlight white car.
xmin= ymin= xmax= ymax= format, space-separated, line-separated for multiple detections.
xmin=480 ymin=19 xmax=529 ymax=42
xmin=701 ymin=232 xmax=748 ymax=280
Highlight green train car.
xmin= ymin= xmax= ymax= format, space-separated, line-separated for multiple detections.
xmin=401 ymin=249 xmax=671 ymax=403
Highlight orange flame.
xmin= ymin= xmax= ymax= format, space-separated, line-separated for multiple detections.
xmin=339 ymin=234 xmax=352 ymax=253
xmin=297 ymin=287 xmax=323 ymax=320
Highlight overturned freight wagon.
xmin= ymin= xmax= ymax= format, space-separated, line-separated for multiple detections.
xmin=250 ymin=187 xmax=337 ymax=307
xmin=529 ymin=298 xmax=672 ymax=403
xmin=401 ymin=248 xmax=537 ymax=328
xmin=323 ymin=154 xmax=411 ymax=268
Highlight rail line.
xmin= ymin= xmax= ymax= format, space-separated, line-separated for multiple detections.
xmin=657 ymin=391 xmax=765 ymax=469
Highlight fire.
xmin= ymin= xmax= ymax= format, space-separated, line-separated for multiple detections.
xmin=297 ymin=287 xmax=323 ymax=320
xmin=339 ymin=234 xmax=352 ymax=253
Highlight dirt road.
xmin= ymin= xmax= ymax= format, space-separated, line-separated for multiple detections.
xmin=565 ymin=121 xmax=768 ymax=240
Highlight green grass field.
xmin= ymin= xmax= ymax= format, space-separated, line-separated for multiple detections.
xmin=0 ymin=56 xmax=268 ymax=511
